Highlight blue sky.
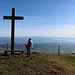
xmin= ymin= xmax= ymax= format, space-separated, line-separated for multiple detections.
xmin=0 ymin=0 xmax=75 ymax=37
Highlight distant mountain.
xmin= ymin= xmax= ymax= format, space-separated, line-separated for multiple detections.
xmin=0 ymin=36 xmax=75 ymax=53
xmin=0 ymin=36 xmax=75 ymax=44
xmin=0 ymin=37 xmax=10 ymax=44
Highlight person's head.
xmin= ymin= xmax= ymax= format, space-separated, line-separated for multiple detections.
xmin=28 ymin=38 xmax=31 ymax=41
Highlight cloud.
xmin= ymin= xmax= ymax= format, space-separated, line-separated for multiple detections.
xmin=0 ymin=24 xmax=75 ymax=37
xmin=43 ymin=25 xmax=75 ymax=37
xmin=15 ymin=25 xmax=75 ymax=37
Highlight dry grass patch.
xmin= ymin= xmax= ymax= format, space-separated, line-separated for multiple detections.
xmin=0 ymin=52 xmax=75 ymax=75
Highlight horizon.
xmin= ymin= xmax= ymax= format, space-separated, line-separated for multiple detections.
xmin=0 ymin=36 xmax=75 ymax=39
xmin=0 ymin=0 xmax=75 ymax=37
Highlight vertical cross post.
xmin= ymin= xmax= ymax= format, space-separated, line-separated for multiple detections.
xmin=3 ymin=8 xmax=24 ymax=55
xmin=11 ymin=8 xmax=15 ymax=54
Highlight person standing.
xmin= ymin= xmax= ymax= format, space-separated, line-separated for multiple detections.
xmin=25 ymin=38 xmax=33 ymax=57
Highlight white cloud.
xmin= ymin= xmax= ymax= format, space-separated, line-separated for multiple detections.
xmin=15 ymin=25 xmax=75 ymax=37
xmin=1 ymin=25 xmax=75 ymax=38
xmin=44 ymin=25 xmax=75 ymax=37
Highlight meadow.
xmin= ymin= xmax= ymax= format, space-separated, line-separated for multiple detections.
xmin=0 ymin=52 xmax=75 ymax=75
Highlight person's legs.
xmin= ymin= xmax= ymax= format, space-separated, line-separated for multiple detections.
xmin=27 ymin=48 xmax=30 ymax=57
xmin=26 ymin=47 xmax=30 ymax=57
xmin=27 ymin=48 xmax=29 ymax=57
xmin=28 ymin=48 xmax=30 ymax=57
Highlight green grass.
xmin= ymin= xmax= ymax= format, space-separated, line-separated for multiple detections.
xmin=0 ymin=52 xmax=75 ymax=75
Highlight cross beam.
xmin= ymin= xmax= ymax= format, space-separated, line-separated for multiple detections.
xmin=3 ymin=8 xmax=24 ymax=54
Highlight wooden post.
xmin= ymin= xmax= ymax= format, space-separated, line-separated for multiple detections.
xmin=7 ymin=43 xmax=8 ymax=50
xmin=58 ymin=45 xmax=60 ymax=54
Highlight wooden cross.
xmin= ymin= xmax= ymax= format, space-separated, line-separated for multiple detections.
xmin=3 ymin=8 xmax=24 ymax=54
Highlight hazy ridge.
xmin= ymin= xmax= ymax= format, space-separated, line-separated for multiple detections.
xmin=0 ymin=37 xmax=75 ymax=54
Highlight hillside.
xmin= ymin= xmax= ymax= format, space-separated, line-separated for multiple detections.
xmin=0 ymin=52 xmax=75 ymax=75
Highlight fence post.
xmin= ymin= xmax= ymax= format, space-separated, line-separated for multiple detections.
xmin=7 ymin=43 xmax=8 ymax=50
xmin=58 ymin=45 xmax=60 ymax=54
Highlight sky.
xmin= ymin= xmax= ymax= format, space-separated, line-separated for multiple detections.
xmin=0 ymin=0 xmax=75 ymax=37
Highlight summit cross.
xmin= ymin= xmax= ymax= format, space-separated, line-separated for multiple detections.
xmin=3 ymin=8 xmax=24 ymax=54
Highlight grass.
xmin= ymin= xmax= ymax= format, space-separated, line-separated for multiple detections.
xmin=0 ymin=52 xmax=75 ymax=75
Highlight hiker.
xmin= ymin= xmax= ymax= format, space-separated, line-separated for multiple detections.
xmin=25 ymin=38 xmax=33 ymax=57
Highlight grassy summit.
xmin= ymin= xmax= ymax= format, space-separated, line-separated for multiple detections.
xmin=0 ymin=52 xmax=75 ymax=75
